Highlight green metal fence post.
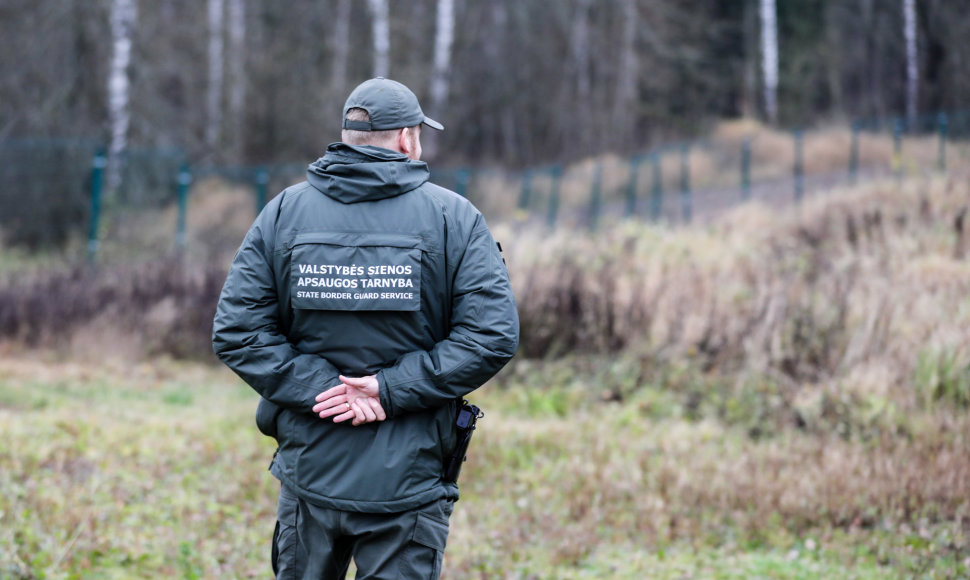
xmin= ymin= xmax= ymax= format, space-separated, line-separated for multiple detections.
xmin=255 ymin=167 xmax=269 ymax=213
xmin=938 ymin=113 xmax=948 ymax=172
xmin=680 ymin=144 xmax=691 ymax=223
xmin=741 ymin=138 xmax=752 ymax=201
xmin=589 ymin=162 xmax=603 ymax=230
xmin=518 ymin=170 xmax=533 ymax=213
xmin=547 ymin=165 xmax=562 ymax=228
xmin=87 ymin=148 xmax=107 ymax=263
xmin=849 ymin=121 xmax=860 ymax=185
xmin=794 ymin=129 xmax=804 ymax=203
xmin=175 ymin=163 xmax=192 ymax=252
xmin=625 ymin=155 xmax=643 ymax=218
xmin=651 ymin=152 xmax=663 ymax=221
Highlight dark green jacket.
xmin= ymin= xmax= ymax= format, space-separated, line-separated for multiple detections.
xmin=212 ymin=143 xmax=519 ymax=513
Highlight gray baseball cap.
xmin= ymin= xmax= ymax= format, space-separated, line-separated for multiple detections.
xmin=342 ymin=77 xmax=444 ymax=132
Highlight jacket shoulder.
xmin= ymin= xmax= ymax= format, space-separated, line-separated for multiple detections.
xmin=276 ymin=181 xmax=316 ymax=206
xmin=254 ymin=181 xmax=313 ymax=221
xmin=420 ymin=182 xmax=484 ymax=225
xmin=243 ymin=181 xmax=316 ymax=253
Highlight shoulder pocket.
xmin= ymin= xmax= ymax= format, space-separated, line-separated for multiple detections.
xmin=289 ymin=232 xmax=424 ymax=311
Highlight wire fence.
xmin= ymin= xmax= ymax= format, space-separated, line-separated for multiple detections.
xmin=452 ymin=110 xmax=968 ymax=231
xmin=2 ymin=110 xmax=968 ymax=264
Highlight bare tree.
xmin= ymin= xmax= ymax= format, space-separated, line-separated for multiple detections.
xmin=12 ymin=0 xmax=970 ymax=174
xmin=429 ymin=0 xmax=455 ymax=116
xmin=107 ymin=0 xmax=137 ymax=193
xmin=425 ymin=0 xmax=456 ymax=159
xmin=330 ymin=0 xmax=352 ymax=96
xmin=903 ymin=0 xmax=918 ymax=128
xmin=227 ymin=0 xmax=246 ymax=159
xmin=570 ymin=0 xmax=593 ymax=106
xmin=568 ymin=0 xmax=594 ymax=155
xmin=368 ymin=0 xmax=390 ymax=77
xmin=613 ymin=0 xmax=639 ymax=148
xmin=206 ymin=0 xmax=225 ymax=152
xmin=760 ymin=0 xmax=779 ymax=124
xmin=484 ymin=1 xmax=519 ymax=164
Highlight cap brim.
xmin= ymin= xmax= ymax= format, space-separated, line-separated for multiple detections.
xmin=422 ymin=116 xmax=444 ymax=131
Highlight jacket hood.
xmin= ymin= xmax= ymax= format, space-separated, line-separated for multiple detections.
xmin=306 ymin=142 xmax=430 ymax=204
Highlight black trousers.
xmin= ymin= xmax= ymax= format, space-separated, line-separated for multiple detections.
xmin=273 ymin=484 xmax=454 ymax=580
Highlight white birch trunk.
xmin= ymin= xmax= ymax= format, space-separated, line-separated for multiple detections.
xmin=903 ymin=0 xmax=918 ymax=128
xmin=330 ymin=0 xmax=352 ymax=94
xmin=760 ymin=0 xmax=779 ymax=124
xmin=429 ymin=0 xmax=455 ymax=116
xmin=207 ymin=0 xmax=225 ymax=151
xmin=368 ymin=0 xmax=390 ymax=77
xmin=227 ymin=0 xmax=246 ymax=159
xmin=425 ymin=0 xmax=455 ymax=159
xmin=107 ymin=0 xmax=137 ymax=193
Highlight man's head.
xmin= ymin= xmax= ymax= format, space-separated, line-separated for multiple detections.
xmin=341 ymin=77 xmax=443 ymax=160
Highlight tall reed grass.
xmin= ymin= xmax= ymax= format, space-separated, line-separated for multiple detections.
xmin=502 ymin=172 xmax=970 ymax=433
xmin=2 ymin=171 xmax=968 ymax=416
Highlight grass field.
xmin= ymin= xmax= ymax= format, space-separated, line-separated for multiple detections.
xmin=0 ymin=354 xmax=966 ymax=579
xmin=1 ymin=165 xmax=969 ymax=578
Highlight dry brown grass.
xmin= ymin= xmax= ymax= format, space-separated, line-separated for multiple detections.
xmin=89 ymin=176 xmax=256 ymax=265
xmin=451 ymin=407 xmax=970 ymax=573
xmin=504 ymin=171 xmax=970 ymax=428
xmin=0 ymin=259 xmax=224 ymax=360
xmin=0 ymin=178 xmax=257 ymax=360
xmin=3 ymin=168 xmax=967 ymax=414
xmin=183 ymin=178 xmax=261 ymax=265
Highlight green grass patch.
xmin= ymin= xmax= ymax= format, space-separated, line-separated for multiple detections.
xmin=1 ymin=358 xmax=968 ymax=579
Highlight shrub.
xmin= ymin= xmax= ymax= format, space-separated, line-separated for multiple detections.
xmin=0 ymin=259 xmax=225 ymax=360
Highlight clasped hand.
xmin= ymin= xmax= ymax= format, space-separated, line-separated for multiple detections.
xmin=312 ymin=375 xmax=387 ymax=426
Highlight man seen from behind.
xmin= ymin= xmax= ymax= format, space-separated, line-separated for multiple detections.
xmin=212 ymin=77 xmax=519 ymax=579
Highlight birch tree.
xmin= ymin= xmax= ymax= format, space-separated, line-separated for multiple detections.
xmin=368 ymin=0 xmax=390 ymax=77
xmin=760 ymin=0 xmax=779 ymax=124
xmin=903 ymin=0 xmax=918 ymax=128
xmin=227 ymin=0 xmax=246 ymax=158
xmin=206 ymin=0 xmax=225 ymax=151
xmin=107 ymin=0 xmax=137 ymax=193
xmin=425 ymin=0 xmax=455 ymax=158
xmin=429 ymin=0 xmax=455 ymax=118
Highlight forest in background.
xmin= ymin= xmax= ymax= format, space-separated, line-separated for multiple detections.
xmin=2 ymin=0 xmax=970 ymax=171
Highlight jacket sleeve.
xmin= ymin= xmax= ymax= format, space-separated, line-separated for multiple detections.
xmin=376 ymin=215 xmax=519 ymax=417
xmin=212 ymin=203 xmax=341 ymax=410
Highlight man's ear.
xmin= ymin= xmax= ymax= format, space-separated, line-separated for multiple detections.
xmin=397 ymin=128 xmax=413 ymax=155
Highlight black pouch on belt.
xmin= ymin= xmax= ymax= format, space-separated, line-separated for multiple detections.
xmin=443 ymin=400 xmax=483 ymax=483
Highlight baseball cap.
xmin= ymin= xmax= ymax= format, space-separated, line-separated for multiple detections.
xmin=342 ymin=77 xmax=444 ymax=132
